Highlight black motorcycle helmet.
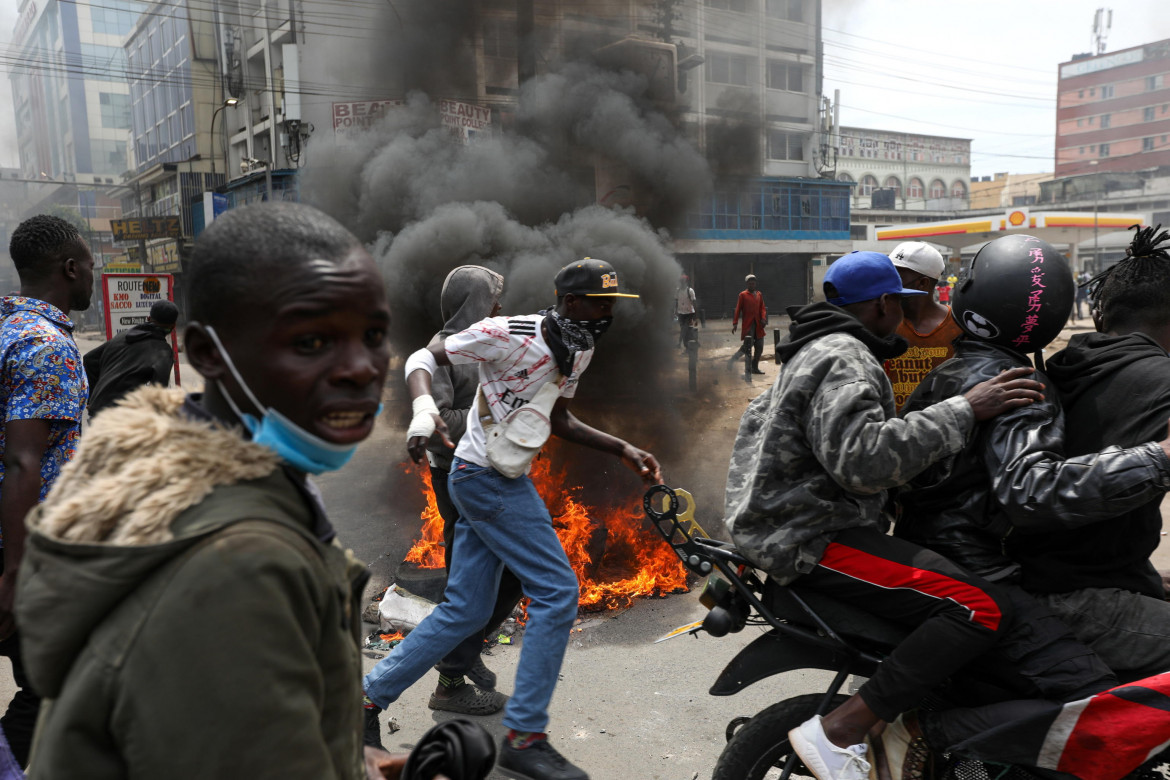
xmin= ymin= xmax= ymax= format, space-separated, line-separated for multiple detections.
xmin=952 ymin=234 xmax=1074 ymax=354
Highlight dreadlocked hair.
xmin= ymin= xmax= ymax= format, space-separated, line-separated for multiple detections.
xmin=1087 ymin=223 xmax=1170 ymax=333
xmin=8 ymin=215 xmax=84 ymax=284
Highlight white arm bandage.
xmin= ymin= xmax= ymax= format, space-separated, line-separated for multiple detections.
xmin=404 ymin=348 xmax=438 ymax=380
xmin=407 ymin=394 xmax=441 ymax=441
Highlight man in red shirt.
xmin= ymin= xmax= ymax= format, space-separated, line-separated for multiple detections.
xmin=730 ymin=274 xmax=767 ymax=382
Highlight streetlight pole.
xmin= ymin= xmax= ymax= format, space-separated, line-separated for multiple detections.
xmin=1089 ymin=159 xmax=1099 ymax=274
xmin=209 ymin=97 xmax=239 ymax=177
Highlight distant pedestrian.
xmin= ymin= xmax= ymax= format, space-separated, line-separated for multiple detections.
xmin=937 ymin=281 xmax=950 ymax=304
xmin=83 ymin=299 xmax=179 ymax=416
xmin=1074 ymin=270 xmax=1091 ymax=320
xmin=0 ymin=214 xmax=93 ymax=767
xmin=675 ymin=274 xmax=697 ymax=348
xmin=729 ymin=274 xmax=767 ymax=381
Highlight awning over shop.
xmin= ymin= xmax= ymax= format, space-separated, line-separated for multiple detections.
xmin=875 ymin=209 xmax=1146 ymax=252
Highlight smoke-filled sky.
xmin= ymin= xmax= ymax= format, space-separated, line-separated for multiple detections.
xmin=4 ymin=1 xmax=1170 ymax=174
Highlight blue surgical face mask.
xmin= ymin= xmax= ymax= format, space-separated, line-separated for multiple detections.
xmin=205 ymin=326 xmax=379 ymax=474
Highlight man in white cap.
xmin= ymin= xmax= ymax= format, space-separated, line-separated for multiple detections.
xmin=883 ymin=241 xmax=963 ymax=413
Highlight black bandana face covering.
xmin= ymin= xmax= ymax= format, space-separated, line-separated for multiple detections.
xmin=542 ymin=309 xmax=611 ymax=377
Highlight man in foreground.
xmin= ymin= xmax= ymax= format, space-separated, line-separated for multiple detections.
xmin=364 ymin=258 xmax=661 ymax=780
xmin=15 ymin=203 xmax=394 ymax=778
xmin=0 ymin=214 xmax=93 ymax=766
xmin=723 ymin=251 xmax=1091 ymax=779
xmin=84 ymin=299 xmax=179 ymax=416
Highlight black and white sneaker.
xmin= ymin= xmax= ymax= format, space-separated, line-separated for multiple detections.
xmin=497 ymin=738 xmax=589 ymax=780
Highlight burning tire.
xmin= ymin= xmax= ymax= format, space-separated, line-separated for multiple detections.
xmin=393 ymin=561 xmax=448 ymax=604
xmin=712 ymin=694 xmax=847 ymax=780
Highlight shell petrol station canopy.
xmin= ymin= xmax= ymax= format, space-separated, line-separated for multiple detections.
xmin=874 ymin=208 xmax=1148 ymax=255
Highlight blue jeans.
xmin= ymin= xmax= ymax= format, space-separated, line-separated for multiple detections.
xmin=363 ymin=459 xmax=579 ymax=732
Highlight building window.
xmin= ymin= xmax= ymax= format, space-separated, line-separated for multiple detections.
xmin=707 ymin=0 xmax=749 ymax=11
xmin=929 ymin=179 xmax=946 ymax=199
xmin=99 ymin=92 xmax=130 ymax=129
xmin=950 ymin=181 xmax=967 ymax=200
xmin=766 ymin=129 xmax=804 ymax=160
xmin=767 ymin=61 xmax=804 ymax=92
xmin=1145 ymin=106 xmax=1156 ymax=121
xmin=1100 ymin=114 xmax=1110 ymax=129
xmin=1080 ymin=146 xmax=1085 ymax=154
xmin=1144 ymin=137 xmax=1156 ymax=151
xmin=482 ymin=18 xmax=516 ymax=59
xmin=707 ymin=53 xmax=752 ymax=87
xmin=884 ymin=176 xmax=901 ymax=197
xmin=836 ymin=172 xmax=853 ymax=182
xmin=1090 ymin=88 xmax=1095 ymax=96
xmin=1148 ymin=75 xmax=1163 ymax=90
xmin=1077 ymin=118 xmax=1083 ymax=127
xmin=907 ymin=177 xmax=924 ymax=199
xmin=1102 ymin=85 xmax=1114 ymax=98
xmin=1100 ymin=143 xmax=1110 ymax=157
xmin=765 ymin=0 xmax=802 ymax=20
xmin=859 ymin=174 xmax=878 ymax=196
xmin=1078 ymin=89 xmax=1084 ymax=98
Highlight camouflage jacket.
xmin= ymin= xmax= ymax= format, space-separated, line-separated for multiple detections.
xmin=723 ymin=304 xmax=975 ymax=583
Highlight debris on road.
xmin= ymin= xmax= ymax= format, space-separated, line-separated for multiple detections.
xmin=378 ymin=583 xmax=437 ymax=632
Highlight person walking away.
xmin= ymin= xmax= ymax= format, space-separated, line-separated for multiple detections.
xmin=675 ymin=274 xmax=697 ymax=349
xmin=0 ymin=215 xmax=93 ymax=767
xmin=722 ymin=250 xmax=1078 ymax=779
xmin=729 ymin=274 xmax=766 ymax=381
xmin=365 ymin=258 xmax=662 ymax=780
xmin=1073 ymin=270 xmax=1090 ymax=321
xmin=84 ymin=300 xmax=179 ymax=417
xmin=419 ymin=265 xmax=521 ymax=717
xmin=882 ymin=241 xmax=963 ymax=413
xmin=12 ymin=203 xmax=407 ymax=779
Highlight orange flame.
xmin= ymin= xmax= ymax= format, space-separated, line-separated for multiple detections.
xmin=405 ymin=446 xmax=688 ymax=611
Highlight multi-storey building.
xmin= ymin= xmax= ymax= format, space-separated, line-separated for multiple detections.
xmin=113 ymin=0 xmax=225 ymax=304
xmin=969 ymin=172 xmax=1054 ymax=210
xmin=9 ymin=0 xmax=139 ymax=183
xmin=207 ymin=0 xmax=848 ymax=313
xmin=1055 ymin=38 xmax=1170 ymax=177
xmin=834 ymin=126 xmax=971 ymax=212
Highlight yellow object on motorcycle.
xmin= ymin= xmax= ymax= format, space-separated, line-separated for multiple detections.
xmin=699 ymin=575 xmax=731 ymax=611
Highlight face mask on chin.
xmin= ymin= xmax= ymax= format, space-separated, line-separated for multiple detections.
xmin=204 ymin=326 xmax=378 ymax=474
xmin=565 ymin=314 xmax=613 ymax=341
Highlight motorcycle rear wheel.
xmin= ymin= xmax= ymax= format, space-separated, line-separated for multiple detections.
xmin=712 ymin=693 xmax=848 ymax=780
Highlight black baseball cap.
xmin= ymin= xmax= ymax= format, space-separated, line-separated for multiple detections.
xmin=554 ymin=257 xmax=639 ymax=298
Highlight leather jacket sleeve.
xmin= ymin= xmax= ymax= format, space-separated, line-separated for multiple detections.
xmin=985 ymin=401 xmax=1170 ymax=532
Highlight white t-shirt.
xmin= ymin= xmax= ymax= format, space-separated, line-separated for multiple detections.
xmin=676 ymin=287 xmax=696 ymax=315
xmin=444 ymin=314 xmax=593 ymax=469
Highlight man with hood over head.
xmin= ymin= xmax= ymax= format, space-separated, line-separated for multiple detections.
xmin=418 ymin=266 xmax=521 ymax=717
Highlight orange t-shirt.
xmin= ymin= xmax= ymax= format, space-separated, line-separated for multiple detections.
xmin=883 ymin=308 xmax=964 ymax=413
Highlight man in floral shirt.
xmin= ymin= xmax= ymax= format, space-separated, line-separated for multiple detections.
xmin=0 ymin=214 xmax=93 ymax=765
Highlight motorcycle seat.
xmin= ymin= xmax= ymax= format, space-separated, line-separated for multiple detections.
xmin=763 ymin=578 xmax=908 ymax=652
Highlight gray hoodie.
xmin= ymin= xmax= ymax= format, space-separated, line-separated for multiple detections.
xmin=425 ymin=265 xmax=505 ymax=470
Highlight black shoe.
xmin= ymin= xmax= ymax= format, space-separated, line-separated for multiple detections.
xmin=752 ymin=368 xmax=765 ymax=375
xmin=497 ymin=738 xmax=589 ymax=780
xmin=467 ymin=655 xmax=497 ymax=690
xmin=363 ymin=707 xmax=385 ymax=751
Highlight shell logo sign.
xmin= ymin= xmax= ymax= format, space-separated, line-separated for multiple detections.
xmin=1008 ymin=210 xmax=1027 ymax=227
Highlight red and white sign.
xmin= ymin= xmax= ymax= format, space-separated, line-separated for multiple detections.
xmin=101 ymin=274 xmax=181 ymax=386
xmin=332 ymin=98 xmax=492 ymax=145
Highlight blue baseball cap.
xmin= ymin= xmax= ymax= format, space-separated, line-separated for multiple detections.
xmin=823 ymin=251 xmax=928 ymax=306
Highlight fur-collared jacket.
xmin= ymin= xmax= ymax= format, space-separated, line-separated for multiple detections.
xmin=15 ymin=387 xmax=368 ymax=780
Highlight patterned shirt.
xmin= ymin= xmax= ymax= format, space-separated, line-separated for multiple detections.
xmin=444 ymin=314 xmax=592 ymax=469
xmin=0 ymin=297 xmax=88 ymax=543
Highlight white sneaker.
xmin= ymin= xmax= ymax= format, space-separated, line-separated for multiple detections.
xmin=788 ymin=715 xmax=872 ymax=780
